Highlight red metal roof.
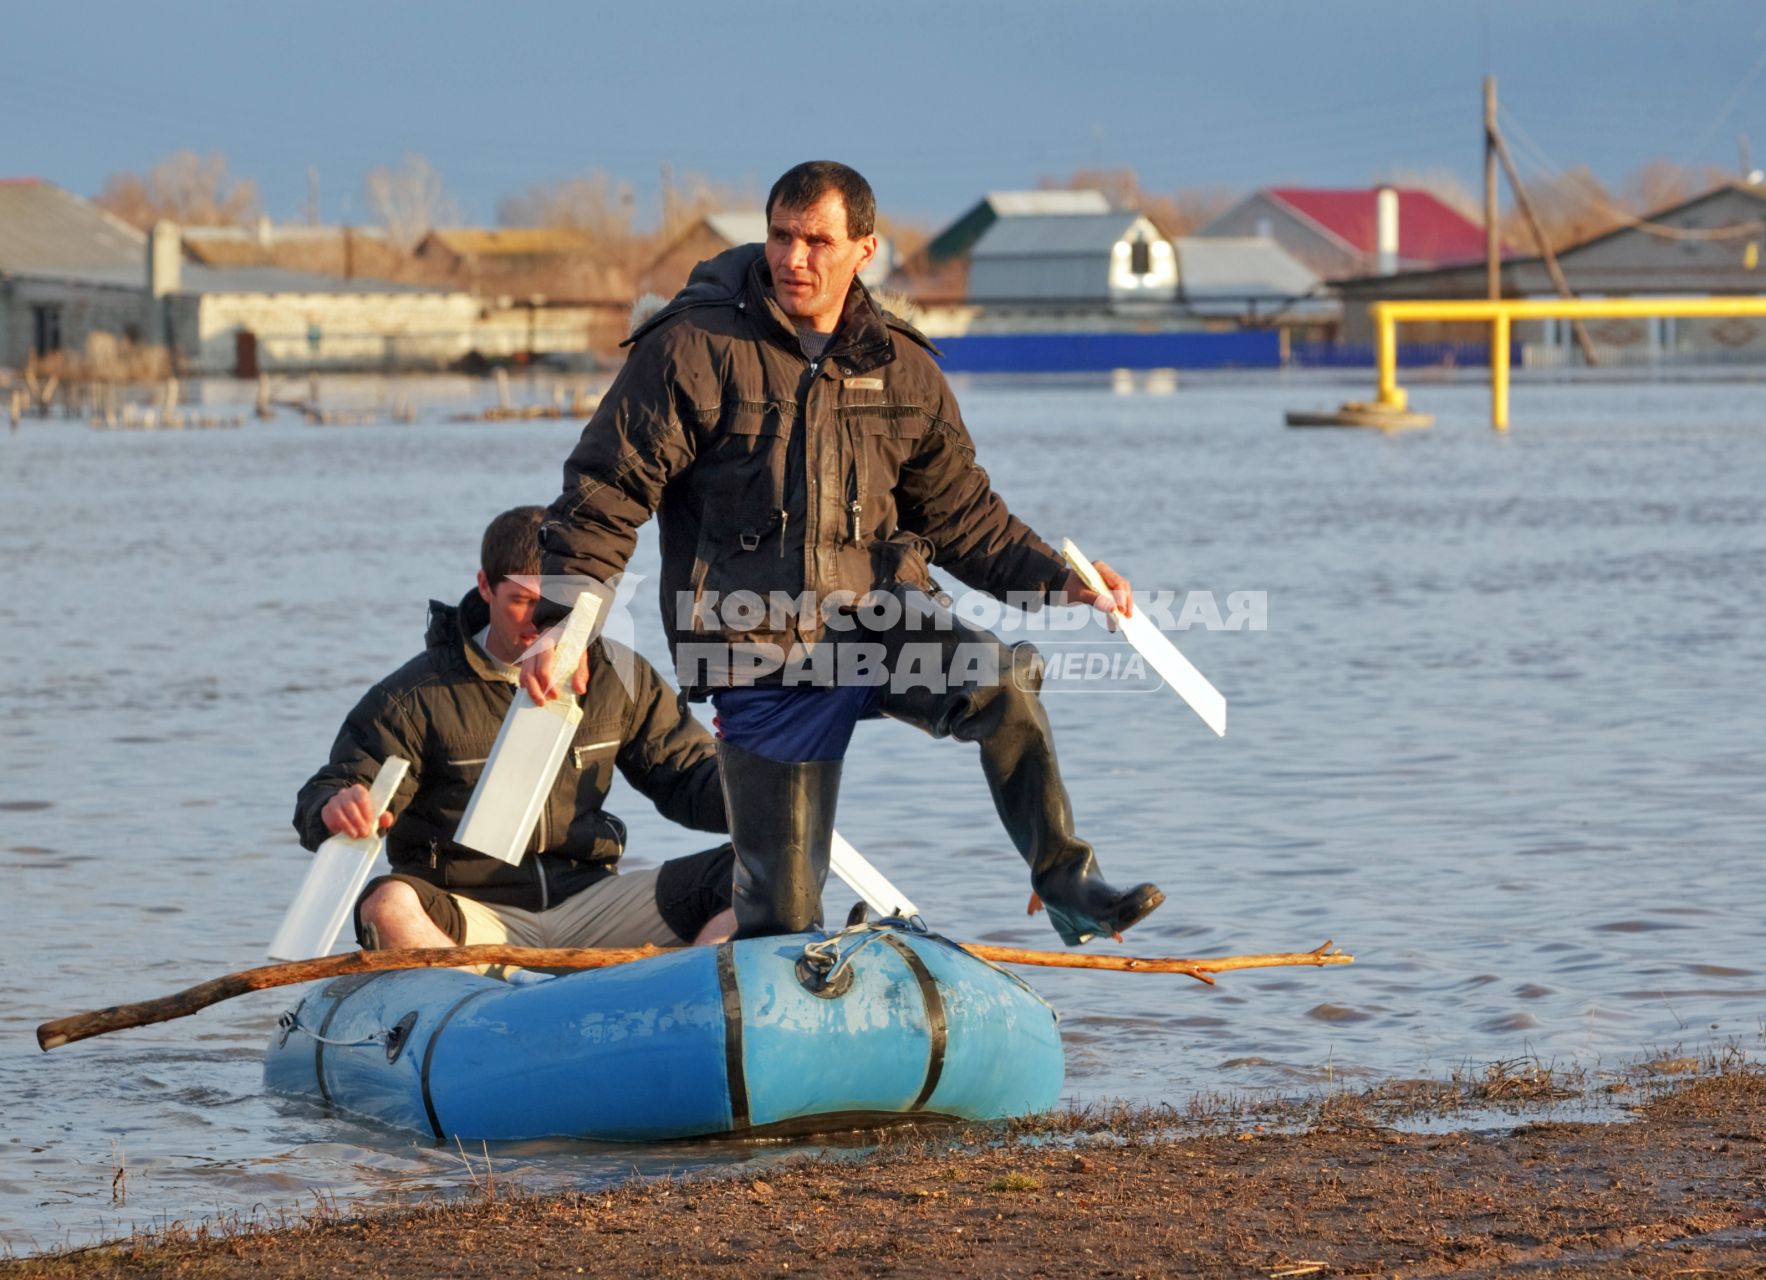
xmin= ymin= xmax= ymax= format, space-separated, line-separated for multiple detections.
xmin=1267 ymin=187 xmax=1492 ymax=265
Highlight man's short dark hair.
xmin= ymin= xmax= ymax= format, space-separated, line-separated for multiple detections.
xmin=480 ymin=505 xmax=544 ymax=587
xmin=766 ymin=161 xmax=876 ymax=240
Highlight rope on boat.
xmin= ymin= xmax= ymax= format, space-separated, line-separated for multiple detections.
xmin=798 ymin=914 xmax=928 ymax=990
xmin=276 ymin=1010 xmax=386 ymax=1049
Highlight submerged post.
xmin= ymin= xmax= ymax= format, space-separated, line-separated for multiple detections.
xmin=1376 ymin=304 xmax=1403 ymax=410
xmin=1284 ymin=300 xmax=1430 ymax=430
xmin=1491 ymin=313 xmax=1511 ymax=431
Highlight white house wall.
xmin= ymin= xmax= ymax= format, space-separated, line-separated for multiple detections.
xmin=193 ymin=291 xmax=480 ymax=374
xmin=0 ymin=275 xmax=153 ymax=367
xmin=1109 ymin=238 xmax=1178 ymax=303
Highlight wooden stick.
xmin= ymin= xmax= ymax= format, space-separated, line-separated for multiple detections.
xmin=36 ymin=939 xmax=1351 ymax=1051
xmin=36 ymin=945 xmax=666 ymax=1051
xmin=957 ymin=940 xmax=1351 ymax=986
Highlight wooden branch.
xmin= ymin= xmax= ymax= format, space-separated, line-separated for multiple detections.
xmin=36 ymin=945 xmax=666 ymax=1051
xmin=958 ymin=940 xmax=1351 ymax=986
xmin=36 ymin=939 xmax=1352 ymax=1051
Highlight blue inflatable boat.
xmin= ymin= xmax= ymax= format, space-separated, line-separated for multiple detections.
xmin=263 ymin=923 xmax=1064 ymax=1141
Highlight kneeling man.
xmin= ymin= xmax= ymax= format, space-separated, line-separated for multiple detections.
xmin=293 ymin=505 xmax=735 ymax=956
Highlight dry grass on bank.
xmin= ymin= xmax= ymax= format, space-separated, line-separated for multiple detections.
xmin=6 ymin=1048 xmax=1762 ymax=1279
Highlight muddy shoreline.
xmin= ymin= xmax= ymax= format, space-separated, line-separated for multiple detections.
xmin=8 ymin=1063 xmax=1764 ymax=1279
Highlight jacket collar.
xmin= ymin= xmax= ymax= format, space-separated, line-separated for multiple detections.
xmin=427 ymin=591 xmax=504 ymax=682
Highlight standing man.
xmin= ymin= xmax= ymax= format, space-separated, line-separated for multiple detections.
xmin=294 ymin=506 xmax=736 ymax=956
xmin=527 ymin=161 xmax=1162 ymax=946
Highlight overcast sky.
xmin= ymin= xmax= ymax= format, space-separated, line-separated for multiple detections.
xmin=7 ymin=0 xmax=1763 ymax=229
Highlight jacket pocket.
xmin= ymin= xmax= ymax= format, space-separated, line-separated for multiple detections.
xmin=708 ymin=402 xmax=793 ymax=509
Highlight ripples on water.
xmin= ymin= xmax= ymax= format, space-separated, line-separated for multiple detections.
xmin=3 ymin=373 xmax=1763 ymax=1249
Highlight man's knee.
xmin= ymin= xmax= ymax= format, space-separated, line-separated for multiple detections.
xmin=354 ymin=874 xmax=465 ymax=948
xmin=359 ymin=878 xmax=424 ymax=927
xmin=1004 ymin=640 xmax=1044 ymax=695
xmin=968 ymin=640 xmax=1045 ymax=719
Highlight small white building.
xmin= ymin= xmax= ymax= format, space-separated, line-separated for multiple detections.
xmin=0 ymin=179 xmax=487 ymax=375
xmin=966 ymin=212 xmax=1177 ymax=307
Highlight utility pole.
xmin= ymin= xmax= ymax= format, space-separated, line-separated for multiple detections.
xmin=1484 ymin=77 xmax=1500 ymax=301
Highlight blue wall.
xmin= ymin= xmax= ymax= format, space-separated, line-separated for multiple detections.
xmin=933 ymin=331 xmax=1279 ymax=373
xmin=931 ymin=332 xmax=1513 ymax=373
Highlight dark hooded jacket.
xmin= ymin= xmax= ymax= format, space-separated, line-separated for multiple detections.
xmin=292 ymin=590 xmax=726 ymax=911
xmin=538 ymin=245 xmax=1068 ymax=685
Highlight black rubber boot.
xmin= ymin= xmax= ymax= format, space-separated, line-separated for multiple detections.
xmin=716 ymin=739 xmax=841 ymax=940
xmin=877 ymin=611 xmax=1164 ymax=947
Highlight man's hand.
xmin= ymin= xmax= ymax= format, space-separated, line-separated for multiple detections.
xmin=518 ymin=643 xmax=590 ymax=705
xmin=1056 ymin=559 xmax=1134 ymax=619
xmin=320 ymin=784 xmax=394 ymax=840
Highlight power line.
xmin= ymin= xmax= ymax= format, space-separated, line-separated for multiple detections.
xmin=1498 ymin=106 xmax=1764 ymax=242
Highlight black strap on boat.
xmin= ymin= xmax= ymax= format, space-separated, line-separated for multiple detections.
xmin=418 ymin=987 xmax=499 ymax=1142
xmin=881 ymin=933 xmax=947 ymax=1112
xmin=715 ymin=943 xmax=751 ymax=1131
xmin=311 ymin=992 xmax=351 ymax=1107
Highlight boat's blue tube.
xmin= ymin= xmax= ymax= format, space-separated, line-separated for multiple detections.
xmin=263 ymin=927 xmax=1064 ymax=1142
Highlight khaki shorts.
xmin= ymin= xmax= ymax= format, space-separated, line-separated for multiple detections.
xmin=453 ymin=866 xmax=684 ymax=949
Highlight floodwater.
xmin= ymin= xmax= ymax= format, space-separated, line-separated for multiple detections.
xmin=3 ymin=371 xmax=1764 ymax=1251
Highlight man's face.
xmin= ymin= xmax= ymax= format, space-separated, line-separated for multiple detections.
xmin=764 ymin=189 xmax=878 ymax=335
xmin=476 ymin=571 xmax=542 ymax=664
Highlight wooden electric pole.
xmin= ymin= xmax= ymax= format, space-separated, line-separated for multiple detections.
xmin=1484 ymin=77 xmax=1500 ymax=301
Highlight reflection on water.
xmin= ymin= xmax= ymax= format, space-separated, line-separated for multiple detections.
xmin=3 ymin=374 xmax=1764 ymax=1250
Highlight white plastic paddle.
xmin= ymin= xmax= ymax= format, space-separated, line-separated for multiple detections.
xmin=456 ymin=590 xmax=603 ymax=865
xmin=267 ymin=756 xmax=409 ymax=961
xmin=1060 ymin=537 xmax=1227 ymax=737
xmin=830 ymin=830 xmax=918 ymax=919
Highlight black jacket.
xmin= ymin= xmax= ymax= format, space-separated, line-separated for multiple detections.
xmin=293 ymin=590 xmax=727 ymax=911
xmin=540 ymin=245 xmax=1068 ymax=678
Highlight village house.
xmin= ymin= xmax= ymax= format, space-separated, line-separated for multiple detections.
xmin=1329 ymin=181 xmax=1766 ymax=364
xmin=908 ymin=195 xmax=1326 ymax=371
xmin=0 ymin=180 xmax=486 ymax=375
xmin=966 ymin=211 xmax=1178 ymax=308
xmin=412 ymin=226 xmax=634 ymax=360
xmin=1197 ymin=186 xmax=1490 ymax=281
xmin=0 ymin=181 xmax=634 ymax=374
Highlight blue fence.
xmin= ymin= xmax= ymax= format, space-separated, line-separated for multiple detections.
xmin=933 ymin=331 xmax=1278 ymax=373
xmin=1288 ymin=341 xmax=1509 ymax=369
xmin=932 ymin=332 xmax=1514 ymax=374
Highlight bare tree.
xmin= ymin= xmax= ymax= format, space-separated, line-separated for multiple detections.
xmin=1140 ymin=188 xmax=1239 ymax=237
xmin=364 ymin=154 xmax=459 ymax=250
xmin=95 ymin=151 xmax=260 ymax=229
xmin=657 ymin=165 xmax=761 ymax=241
xmin=1036 ymin=166 xmax=1236 ymax=236
xmin=1622 ymin=159 xmax=1729 ymax=216
xmin=1499 ymin=165 xmax=1625 ymax=252
xmin=499 ymin=170 xmax=638 ymax=243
